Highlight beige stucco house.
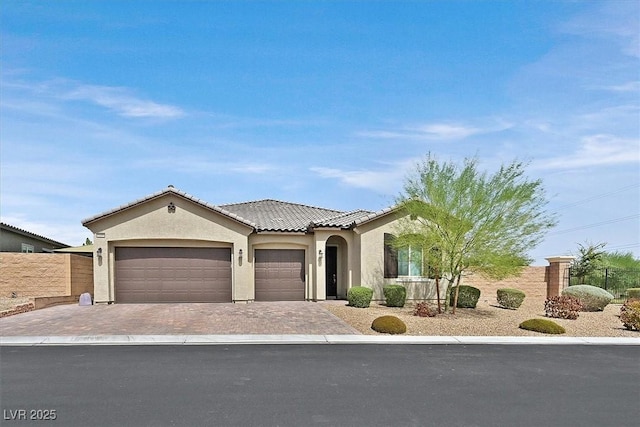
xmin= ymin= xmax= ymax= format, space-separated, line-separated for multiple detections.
xmin=83 ymin=186 xmax=438 ymax=304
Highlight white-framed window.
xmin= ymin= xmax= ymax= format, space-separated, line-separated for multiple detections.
xmin=384 ymin=233 xmax=438 ymax=279
xmin=21 ymin=243 xmax=34 ymax=253
xmin=397 ymin=246 xmax=424 ymax=277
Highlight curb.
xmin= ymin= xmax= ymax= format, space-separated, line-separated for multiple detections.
xmin=1 ymin=335 xmax=639 ymax=346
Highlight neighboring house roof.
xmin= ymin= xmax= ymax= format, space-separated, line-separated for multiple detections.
xmin=0 ymin=222 xmax=69 ymax=248
xmin=82 ymin=186 xmax=393 ymax=233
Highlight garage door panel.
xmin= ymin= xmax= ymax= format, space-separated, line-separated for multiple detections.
xmin=115 ymin=247 xmax=232 ymax=303
xmin=255 ymin=249 xmax=305 ymax=301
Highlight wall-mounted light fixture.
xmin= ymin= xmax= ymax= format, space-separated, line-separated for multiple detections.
xmin=318 ymin=249 xmax=323 ymax=259
xmin=168 ymin=202 xmax=176 ymax=213
xmin=96 ymin=248 xmax=103 ymax=259
xmin=238 ymin=249 xmax=243 ymax=259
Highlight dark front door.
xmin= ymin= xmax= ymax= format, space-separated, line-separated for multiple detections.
xmin=325 ymin=246 xmax=338 ymax=298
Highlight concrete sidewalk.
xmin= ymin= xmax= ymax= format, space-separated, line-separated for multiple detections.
xmin=2 ymin=334 xmax=639 ymax=346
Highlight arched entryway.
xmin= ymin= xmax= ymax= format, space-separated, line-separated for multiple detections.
xmin=325 ymin=235 xmax=348 ymax=299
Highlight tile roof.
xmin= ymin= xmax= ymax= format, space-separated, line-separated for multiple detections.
xmin=219 ymin=199 xmax=370 ymax=232
xmin=352 ymin=206 xmax=400 ymax=226
xmin=310 ymin=209 xmax=373 ymax=228
xmin=81 ymin=186 xmax=257 ymax=228
xmin=82 ymin=186 xmax=389 ymax=233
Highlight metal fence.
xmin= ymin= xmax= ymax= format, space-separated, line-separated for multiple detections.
xmin=567 ymin=267 xmax=640 ymax=302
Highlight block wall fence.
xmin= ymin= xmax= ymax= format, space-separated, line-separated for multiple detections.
xmin=0 ymin=253 xmax=571 ymax=308
xmin=0 ymin=253 xmax=93 ymax=299
xmin=465 ymin=257 xmax=574 ymax=301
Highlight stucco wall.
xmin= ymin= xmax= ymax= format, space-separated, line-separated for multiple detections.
xmin=355 ymin=216 xmax=395 ymax=299
xmin=355 ymin=212 xmax=439 ymax=301
xmin=86 ymin=194 xmax=253 ymax=303
xmin=464 ymin=266 xmax=548 ymax=301
xmin=355 ymin=212 xmax=549 ymax=302
xmin=0 ymin=253 xmax=93 ymax=298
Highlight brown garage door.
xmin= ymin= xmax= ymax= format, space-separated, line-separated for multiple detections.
xmin=115 ymin=247 xmax=232 ymax=303
xmin=255 ymin=249 xmax=305 ymax=301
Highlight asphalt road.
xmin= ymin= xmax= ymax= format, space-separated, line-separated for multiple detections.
xmin=1 ymin=344 xmax=638 ymax=427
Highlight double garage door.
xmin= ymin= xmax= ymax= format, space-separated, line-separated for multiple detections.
xmin=115 ymin=247 xmax=305 ymax=303
xmin=115 ymin=247 xmax=232 ymax=303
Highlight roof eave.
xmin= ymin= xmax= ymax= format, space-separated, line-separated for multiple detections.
xmin=82 ymin=187 xmax=256 ymax=230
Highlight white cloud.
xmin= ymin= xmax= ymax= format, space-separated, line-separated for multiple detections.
xmin=2 ymin=77 xmax=185 ymax=119
xmin=535 ymin=134 xmax=640 ymax=170
xmin=310 ymin=165 xmax=406 ymax=195
xmin=135 ymin=157 xmax=275 ymax=175
xmin=229 ymin=163 xmax=275 ymax=174
xmin=64 ymin=83 xmax=184 ymax=118
xmin=559 ymin=1 xmax=640 ymax=58
xmin=356 ymin=120 xmax=512 ymax=141
xmin=601 ymin=81 xmax=640 ymax=93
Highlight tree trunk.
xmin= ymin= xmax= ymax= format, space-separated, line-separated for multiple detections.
xmin=435 ymin=269 xmax=442 ymax=314
xmin=452 ymin=274 xmax=462 ymax=315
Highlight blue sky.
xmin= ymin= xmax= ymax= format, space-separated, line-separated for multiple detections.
xmin=1 ymin=1 xmax=638 ymax=265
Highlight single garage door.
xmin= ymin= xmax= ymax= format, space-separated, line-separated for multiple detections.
xmin=115 ymin=247 xmax=232 ymax=303
xmin=255 ymin=249 xmax=305 ymax=301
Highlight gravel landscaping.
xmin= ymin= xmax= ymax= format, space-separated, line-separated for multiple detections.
xmin=0 ymin=297 xmax=31 ymax=312
xmin=2 ymin=297 xmax=637 ymax=337
xmin=321 ymin=298 xmax=638 ymax=337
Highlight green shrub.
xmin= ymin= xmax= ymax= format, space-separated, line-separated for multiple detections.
xmin=496 ymin=288 xmax=526 ymax=309
xmin=383 ymin=285 xmax=406 ymax=307
xmin=448 ymin=285 xmax=481 ymax=308
xmin=519 ymin=318 xmax=566 ymax=334
xmin=620 ymin=299 xmax=640 ymax=331
xmin=626 ymin=288 xmax=640 ymax=300
xmin=562 ymin=285 xmax=614 ymax=311
xmin=371 ymin=315 xmax=407 ymax=334
xmin=347 ymin=286 xmax=373 ymax=308
xmin=413 ymin=302 xmax=437 ymax=317
xmin=545 ymin=295 xmax=582 ymax=320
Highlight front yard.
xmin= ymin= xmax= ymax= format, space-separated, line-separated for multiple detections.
xmin=322 ymin=297 xmax=638 ymax=337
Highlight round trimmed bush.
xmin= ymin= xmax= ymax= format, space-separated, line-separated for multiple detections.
xmin=448 ymin=285 xmax=481 ymax=308
xmin=626 ymin=288 xmax=640 ymax=300
xmin=562 ymin=285 xmax=614 ymax=311
xmin=383 ymin=285 xmax=406 ymax=308
xmin=519 ymin=318 xmax=566 ymax=335
xmin=496 ymin=288 xmax=526 ymax=309
xmin=620 ymin=299 xmax=640 ymax=331
xmin=371 ymin=315 xmax=407 ymax=334
xmin=347 ymin=286 xmax=374 ymax=308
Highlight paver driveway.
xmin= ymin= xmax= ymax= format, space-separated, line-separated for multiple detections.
xmin=0 ymin=302 xmax=360 ymax=336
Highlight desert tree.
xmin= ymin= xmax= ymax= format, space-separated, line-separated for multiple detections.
xmin=571 ymin=241 xmax=607 ymax=284
xmin=394 ymin=154 xmax=557 ymax=313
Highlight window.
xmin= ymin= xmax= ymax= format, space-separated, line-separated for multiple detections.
xmin=384 ymin=233 xmax=438 ymax=279
xmin=398 ymin=246 xmax=423 ymax=277
xmin=21 ymin=243 xmax=34 ymax=253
